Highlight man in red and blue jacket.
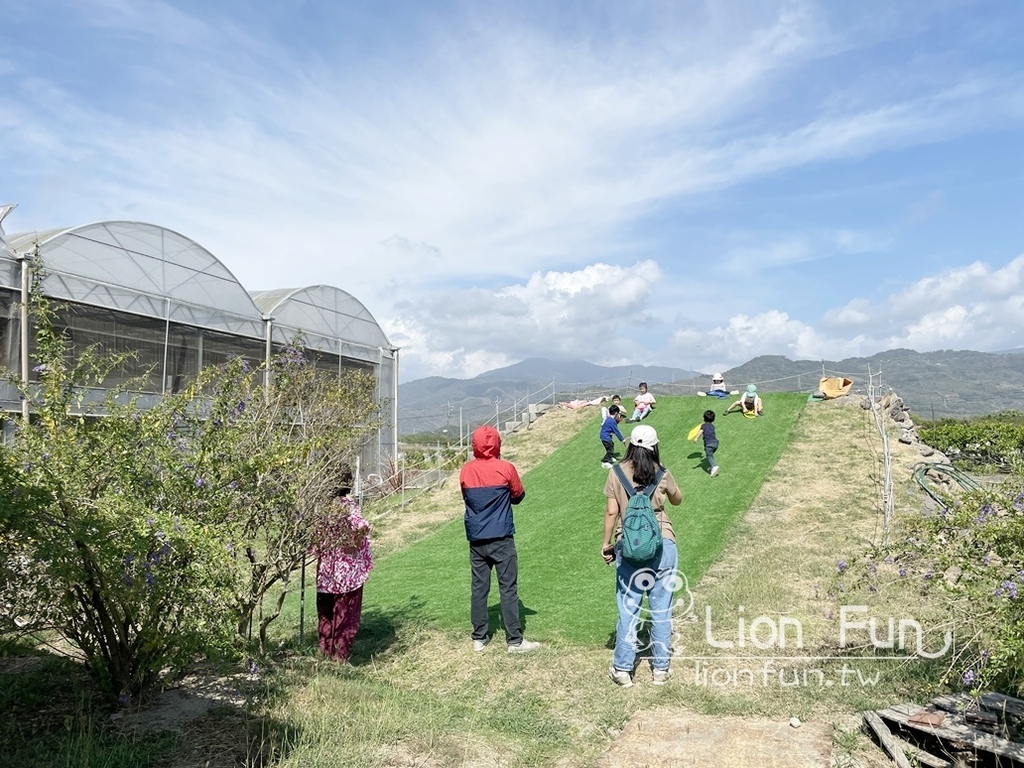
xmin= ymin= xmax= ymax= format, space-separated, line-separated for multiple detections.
xmin=460 ymin=425 xmax=540 ymax=654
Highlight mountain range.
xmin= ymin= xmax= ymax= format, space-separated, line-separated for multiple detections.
xmin=397 ymin=349 xmax=1024 ymax=436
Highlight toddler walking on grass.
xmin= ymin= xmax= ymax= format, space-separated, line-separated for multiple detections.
xmin=599 ymin=404 xmax=626 ymax=468
xmin=692 ymin=409 xmax=720 ymax=477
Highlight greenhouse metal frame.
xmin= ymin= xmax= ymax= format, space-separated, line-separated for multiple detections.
xmin=0 ymin=211 xmax=398 ymax=478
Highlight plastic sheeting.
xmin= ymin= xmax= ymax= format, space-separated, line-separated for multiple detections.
xmin=818 ymin=377 xmax=853 ymax=399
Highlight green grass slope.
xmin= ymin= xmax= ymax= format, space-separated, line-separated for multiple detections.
xmin=363 ymin=393 xmax=807 ymax=647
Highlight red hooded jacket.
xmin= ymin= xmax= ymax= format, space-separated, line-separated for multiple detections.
xmin=459 ymin=426 xmax=526 ymax=542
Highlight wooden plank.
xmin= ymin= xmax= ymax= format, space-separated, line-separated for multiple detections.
xmin=899 ymin=742 xmax=953 ymax=768
xmin=932 ymin=694 xmax=972 ymax=715
xmin=878 ymin=703 xmax=1024 ymax=765
xmin=864 ymin=710 xmax=914 ymax=768
xmin=982 ymin=692 xmax=1024 ymax=720
xmin=933 ymin=693 xmax=1003 ymax=728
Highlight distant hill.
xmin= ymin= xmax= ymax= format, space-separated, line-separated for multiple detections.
xmin=398 ymin=358 xmax=699 ymax=436
xmin=398 ymin=349 xmax=1024 ymax=437
xmin=720 ymin=348 xmax=1024 ymax=422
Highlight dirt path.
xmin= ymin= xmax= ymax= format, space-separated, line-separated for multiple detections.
xmin=593 ymin=396 xmax=932 ymax=768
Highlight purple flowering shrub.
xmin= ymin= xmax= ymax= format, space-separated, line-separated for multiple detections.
xmin=188 ymin=340 xmax=381 ymax=652
xmin=840 ymin=480 xmax=1024 ymax=696
xmin=0 ymin=279 xmax=382 ymax=699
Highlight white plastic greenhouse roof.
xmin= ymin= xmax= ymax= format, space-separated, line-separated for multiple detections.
xmin=3 ymin=221 xmax=265 ymax=339
xmin=250 ymin=285 xmax=394 ymax=364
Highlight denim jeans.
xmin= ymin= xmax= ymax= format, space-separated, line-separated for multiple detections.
xmin=469 ymin=536 xmax=522 ymax=645
xmin=601 ymin=439 xmax=615 ymax=463
xmin=704 ymin=443 xmax=717 ymax=470
xmin=612 ymin=539 xmax=679 ymax=672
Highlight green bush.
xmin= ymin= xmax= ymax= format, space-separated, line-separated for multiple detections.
xmin=919 ymin=413 xmax=1024 ymax=470
xmin=0 ymin=266 xmax=382 ymax=701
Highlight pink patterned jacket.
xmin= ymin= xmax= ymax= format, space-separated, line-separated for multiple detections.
xmin=316 ymin=499 xmax=373 ymax=594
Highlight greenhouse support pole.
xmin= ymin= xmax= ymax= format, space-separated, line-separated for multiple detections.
xmin=392 ymin=348 xmax=400 ymax=468
xmin=161 ymin=297 xmax=170 ymax=394
xmin=19 ymin=250 xmax=30 ymax=420
xmin=299 ymin=557 xmax=306 ymax=645
xmin=263 ymin=316 xmax=274 ymax=398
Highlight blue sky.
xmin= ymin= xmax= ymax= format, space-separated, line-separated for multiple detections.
xmin=3 ymin=0 xmax=1024 ymax=382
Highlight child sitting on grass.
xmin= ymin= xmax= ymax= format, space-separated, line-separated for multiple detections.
xmin=629 ymin=382 xmax=656 ymax=421
xmin=725 ymin=385 xmax=763 ymax=417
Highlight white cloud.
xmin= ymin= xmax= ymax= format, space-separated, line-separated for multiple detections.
xmin=671 ymin=254 xmax=1024 ymax=374
xmin=387 ymin=262 xmax=661 ymax=379
xmin=11 ymin=1 xmax=1016 ymax=296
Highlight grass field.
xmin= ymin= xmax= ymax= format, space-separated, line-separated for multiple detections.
xmin=360 ymin=393 xmax=807 ymax=648
xmin=1 ymin=392 xmax=955 ymax=767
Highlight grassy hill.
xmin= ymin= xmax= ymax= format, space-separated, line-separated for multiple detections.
xmin=366 ymin=393 xmax=806 ymax=647
xmin=3 ymin=390 xmax=956 ymax=767
xmin=252 ymin=391 xmax=944 ymax=766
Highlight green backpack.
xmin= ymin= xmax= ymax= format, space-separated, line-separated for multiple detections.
xmin=613 ymin=465 xmax=665 ymax=566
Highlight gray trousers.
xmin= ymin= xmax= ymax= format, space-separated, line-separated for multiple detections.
xmin=469 ymin=536 xmax=522 ymax=645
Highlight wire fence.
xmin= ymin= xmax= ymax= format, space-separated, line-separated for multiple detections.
xmin=867 ymin=368 xmax=895 ymax=542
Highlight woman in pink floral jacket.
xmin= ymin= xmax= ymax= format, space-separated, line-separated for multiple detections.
xmin=314 ymin=485 xmax=373 ymax=661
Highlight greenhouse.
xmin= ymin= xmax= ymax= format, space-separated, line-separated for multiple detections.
xmin=0 ymin=211 xmax=398 ymax=476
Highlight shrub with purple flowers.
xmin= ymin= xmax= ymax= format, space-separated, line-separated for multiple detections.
xmin=839 ymin=472 xmax=1024 ymax=696
xmin=177 ymin=336 xmax=381 ymax=652
xmin=0 ymin=269 xmax=382 ymax=699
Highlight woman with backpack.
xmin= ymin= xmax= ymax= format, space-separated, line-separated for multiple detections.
xmin=600 ymin=424 xmax=682 ymax=687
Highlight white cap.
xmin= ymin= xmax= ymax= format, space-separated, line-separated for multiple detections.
xmin=630 ymin=424 xmax=659 ymax=450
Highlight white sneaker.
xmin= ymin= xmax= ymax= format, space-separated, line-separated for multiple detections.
xmin=730 ymin=390 xmax=740 ymax=395
xmin=472 ymin=637 xmax=490 ymax=652
xmin=608 ymin=666 xmax=633 ymax=687
xmin=507 ymin=639 xmax=541 ymax=653
xmin=697 ymin=391 xmax=707 ymax=397
xmin=652 ymin=668 xmax=672 ymax=685
xmin=601 ymin=462 xmax=613 ymax=469
xmin=710 ymin=466 xmax=720 ymax=477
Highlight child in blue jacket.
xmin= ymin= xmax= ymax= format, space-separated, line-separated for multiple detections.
xmin=599 ymin=405 xmax=626 ymax=468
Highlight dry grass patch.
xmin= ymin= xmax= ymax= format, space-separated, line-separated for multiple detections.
xmin=660 ymin=397 xmax=950 ymax=765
